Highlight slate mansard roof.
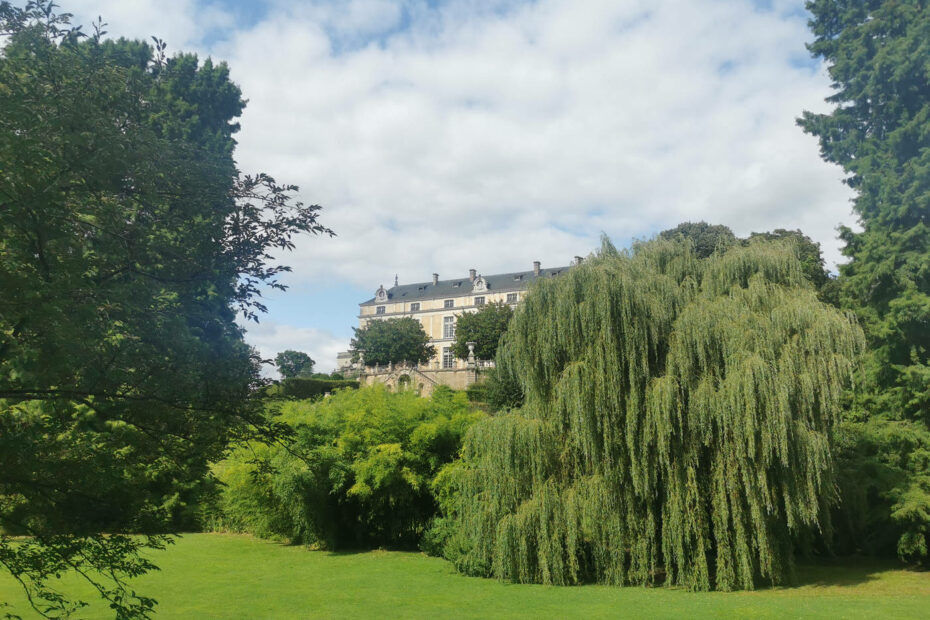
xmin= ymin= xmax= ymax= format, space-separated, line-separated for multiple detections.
xmin=360 ymin=265 xmax=573 ymax=306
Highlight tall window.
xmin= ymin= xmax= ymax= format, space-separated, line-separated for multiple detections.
xmin=444 ymin=299 xmax=454 ymax=308
xmin=410 ymin=302 xmax=420 ymax=312
xmin=376 ymin=306 xmax=385 ymax=314
xmin=442 ymin=347 xmax=454 ymax=369
xmin=443 ymin=316 xmax=455 ymax=339
xmin=506 ymin=293 xmax=518 ymax=303
xmin=474 ymin=296 xmax=485 ymax=306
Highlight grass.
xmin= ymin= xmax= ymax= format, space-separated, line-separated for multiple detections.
xmin=2 ymin=534 xmax=929 ymax=619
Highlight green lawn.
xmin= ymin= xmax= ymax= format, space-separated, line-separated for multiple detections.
xmin=2 ymin=534 xmax=928 ymax=619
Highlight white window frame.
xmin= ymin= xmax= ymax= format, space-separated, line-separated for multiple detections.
xmin=442 ymin=347 xmax=454 ymax=369
xmin=410 ymin=302 xmax=420 ymax=312
xmin=376 ymin=306 xmax=385 ymax=314
xmin=474 ymin=296 xmax=485 ymax=306
xmin=443 ymin=316 xmax=456 ymax=339
xmin=444 ymin=299 xmax=454 ymax=308
xmin=506 ymin=293 xmax=518 ymax=303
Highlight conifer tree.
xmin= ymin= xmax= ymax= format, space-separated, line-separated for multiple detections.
xmin=799 ymin=0 xmax=930 ymax=563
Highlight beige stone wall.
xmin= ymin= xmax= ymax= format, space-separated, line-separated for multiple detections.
xmin=358 ymin=289 xmax=522 ymax=368
xmin=357 ymin=365 xmax=478 ymax=397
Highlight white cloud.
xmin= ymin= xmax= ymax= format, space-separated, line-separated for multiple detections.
xmin=66 ymin=0 xmax=858 ymax=338
xmin=242 ymin=321 xmax=348 ymax=377
xmin=283 ymin=0 xmax=405 ymax=43
xmin=215 ymin=0 xmax=854 ymax=292
xmin=65 ymin=0 xmax=231 ymax=52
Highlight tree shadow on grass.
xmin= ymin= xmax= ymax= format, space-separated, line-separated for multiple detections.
xmin=264 ymin=537 xmax=417 ymax=557
xmin=785 ymin=557 xmax=903 ymax=589
xmin=322 ymin=549 xmax=376 ymax=557
xmin=323 ymin=544 xmax=428 ymax=557
xmin=264 ymin=539 xmax=909 ymax=592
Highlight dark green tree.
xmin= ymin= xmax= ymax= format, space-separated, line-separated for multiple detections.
xmin=799 ymin=0 xmax=930 ymax=564
xmin=480 ymin=364 xmax=525 ymax=411
xmin=275 ymin=350 xmax=315 ymax=379
xmin=659 ymin=221 xmax=737 ymax=258
xmin=745 ymin=229 xmax=839 ymax=304
xmin=350 ymin=318 xmax=435 ymax=366
xmin=451 ymin=302 xmax=514 ymax=361
xmin=441 ymin=238 xmax=863 ymax=590
xmin=0 ymin=3 xmax=331 ymax=617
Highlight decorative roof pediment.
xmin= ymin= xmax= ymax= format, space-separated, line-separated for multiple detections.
xmin=472 ymin=275 xmax=487 ymax=293
xmin=375 ymin=285 xmax=388 ymax=302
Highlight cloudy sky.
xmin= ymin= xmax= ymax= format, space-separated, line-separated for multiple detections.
xmin=66 ymin=0 xmax=855 ymax=374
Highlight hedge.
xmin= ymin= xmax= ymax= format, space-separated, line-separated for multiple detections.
xmin=272 ymin=377 xmax=360 ymax=399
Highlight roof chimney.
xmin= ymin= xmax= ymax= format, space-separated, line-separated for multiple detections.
xmin=469 ymin=268 xmax=476 ymax=282
xmin=533 ymin=261 xmax=541 ymax=276
xmin=432 ymin=273 xmax=439 ymax=285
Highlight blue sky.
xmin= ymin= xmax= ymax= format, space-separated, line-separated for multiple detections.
xmin=65 ymin=0 xmax=854 ymax=374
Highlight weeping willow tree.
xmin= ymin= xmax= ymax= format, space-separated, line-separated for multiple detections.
xmin=442 ymin=238 xmax=864 ymax=591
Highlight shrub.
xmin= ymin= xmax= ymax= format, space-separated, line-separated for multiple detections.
xmin=464 ymin=381 xmax=489 ymax=404
xmin=273 ymin=377 xmax=360 ymax=399
xmin=212 ymin=385 xmax=483 ymax=549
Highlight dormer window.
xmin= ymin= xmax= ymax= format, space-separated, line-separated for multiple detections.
xmin=375 ymin=285 xmax=388 ymax=302
xmin=473 ymin=275 xmax=487 ymax=293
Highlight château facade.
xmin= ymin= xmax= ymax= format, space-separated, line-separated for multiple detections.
xmin=341 ymin=259 xmax=581 ymax=381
